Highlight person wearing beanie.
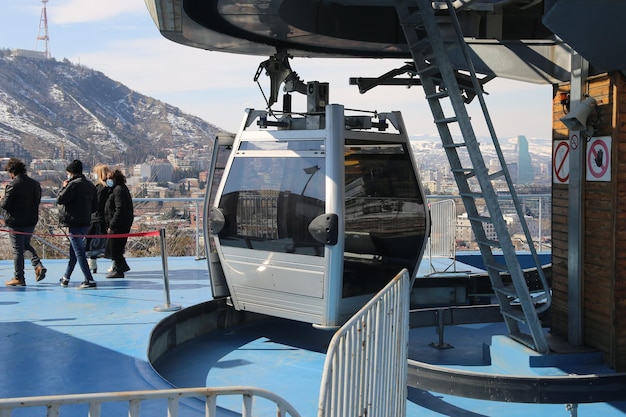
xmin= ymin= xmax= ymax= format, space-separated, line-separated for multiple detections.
xmin=65 ymin=159 xmax=83 ymax=175
xmin=56 ymin=159 xmax=98 ymax=289
xmin=1 ymin=157 xmax=47 ymax=286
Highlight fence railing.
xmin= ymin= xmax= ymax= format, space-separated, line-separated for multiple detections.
xmin=12 ymin=197 xmax=207 ymax=261
xmin=17 ymin=194 xmax=550 ymax=263
xmin=0 ymin=386 xmax=301 ymax=417
xmin=317 ymin=268 xmax=411 ymax=417
xmin=424 ymin=199 xmax=457 ymax=274
xmin=427 ymin=193 xmax=552 ymax=251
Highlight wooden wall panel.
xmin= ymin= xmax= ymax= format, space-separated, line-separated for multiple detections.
xmin=551 ymin=83 xmax=570 ymax=338
xmin=551 ymin=73 xmax=625 ymax=368
xmin=611 ymin=72 xmax=626 ymax=370
xmin=585 ymin=74 xmax=615 ymax=367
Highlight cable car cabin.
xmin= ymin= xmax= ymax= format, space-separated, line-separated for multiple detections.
xmin=208 ymin=104 xmax=429 ymax=328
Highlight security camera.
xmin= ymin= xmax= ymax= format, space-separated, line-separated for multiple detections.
xmin=560 ymin=96 xmax=597 ymax=135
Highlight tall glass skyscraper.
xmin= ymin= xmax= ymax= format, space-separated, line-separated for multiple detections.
xmin=517 ymin=135 xmax=534 ymax=185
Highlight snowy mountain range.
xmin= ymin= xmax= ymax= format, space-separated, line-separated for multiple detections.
xmin=0 ymin=49 xmax=552 ymax=185
xmin=0 ymin=49 xmax=225 ymax=165
xmin=409 ymin=132 xmax=553 ymax=181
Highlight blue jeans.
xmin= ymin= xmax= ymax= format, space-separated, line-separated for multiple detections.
xmin=64 ymin=226 xmax=94 ymax=282
xmin=9 ymin=226 xmax=42 ymax=280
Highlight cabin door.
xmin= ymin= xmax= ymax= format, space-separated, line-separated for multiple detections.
xmin=205 ymin=134 xmax=234 ymax=299
xmin=212 ymin=141 xmax=332 ymax=324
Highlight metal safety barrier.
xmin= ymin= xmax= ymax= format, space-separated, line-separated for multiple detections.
xmin=317 ymin=268 xmax=411 ymax=417
xmin=0 ymin=386 xmax=302 ymax=417
xmin=427 ymin=199 xmax=456 ymax=258
xmin=36 ymin=197 xmax=206 ymax=259
xmin=425 ymin=199 xmax=457 ymax=274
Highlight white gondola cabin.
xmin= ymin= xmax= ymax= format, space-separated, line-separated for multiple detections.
xmin=206 ymin=102 xmax=429 ymax=328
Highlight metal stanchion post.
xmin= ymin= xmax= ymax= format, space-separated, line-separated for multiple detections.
xmin=194 ymin=200 xmax=201 ymax=260
xmin=154 ymin=228 xmax=181 ymax=312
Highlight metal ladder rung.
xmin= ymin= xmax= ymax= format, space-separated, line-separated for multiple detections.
xmin=442 ymin=142 xmax=466 ymax=148
xmin=493 ymin=284 xmax=518 ymax=298
xmin=487 ymin=170 xmax=505 ymax=181
xmin=434 ymin=116 xmax=458 ymax=124
xmin=425 ymin=90 xmax=449 ymax=100
xmin=467 ymin=214 xmax=491 ymax=223
xmin=496 ymin=284 xmax=551 ymax=303
xmin=459 ymin=191 xmax=482 ymax=199
xmin=476 ymin=238 xmax=501 ymax=248
xmin=501 ymin=308 xmax=526 ymax=323
xmin=530 ymin=291 xmax=550 ymax=305
xmin=416 ymin=65 xmax=440 ymax=76
xmin=451 ymin=167 xmax=475 ymax=179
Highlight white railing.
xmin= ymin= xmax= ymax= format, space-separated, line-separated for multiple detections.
xmin=426 ymin=193 xmax=552 ymax=252
xmin=317 ymin=269 xmax=411 ymax=417
xmin=427 ymin=199 xmax=456 ymax=257
xmin=425 ymin=199 xmax=457 ymax=274
xmin=0 ymin=386 xmax=302 ymax=417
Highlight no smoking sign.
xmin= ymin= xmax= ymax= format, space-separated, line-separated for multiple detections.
xmin=553 ymin=140 xmax=570 ymax=184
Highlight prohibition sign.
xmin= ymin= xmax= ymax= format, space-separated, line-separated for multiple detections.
xmin=553 ymin=140 xmax=569 ymax=183
xmin=587 ymin=137 xmax=611 ymax=181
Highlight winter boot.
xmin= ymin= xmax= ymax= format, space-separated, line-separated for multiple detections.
xmin=105 ymin=262 xmax=124 ymax=279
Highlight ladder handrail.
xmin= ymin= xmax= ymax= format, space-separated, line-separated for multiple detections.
xmin=441 ymin=0 xmax=551 ymax=309
xmin=396 ymin=0 xmax=550 ymax=353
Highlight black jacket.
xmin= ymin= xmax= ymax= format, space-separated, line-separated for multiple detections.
xmin=57 ymin=175 xmax=96 ymax=227
xmin=91 ymin=183 xmax=112 ymax=223
xmin=1 ymin=173 xmax=41 ymax=228
xmin=105 ymin=183 xmax=134 ymax=232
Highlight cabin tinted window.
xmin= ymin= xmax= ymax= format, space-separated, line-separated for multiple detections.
xmin=218 ymin=155 xmax=326 ymax=256
xmin=342 ymin=140 xmax=427 ymax=298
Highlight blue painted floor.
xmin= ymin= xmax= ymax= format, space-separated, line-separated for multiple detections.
xmin=156 ymin=317 xmax=626 ymax=417
xmin=2 ymin=256 xmax=626 ymax=417
xmin=0 ymin=256 xmax=212 ymax=416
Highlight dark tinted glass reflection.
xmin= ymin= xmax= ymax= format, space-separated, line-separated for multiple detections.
xmin=342 ymin=140 xmax=427 ymax=298
xmin=218 ymin=156 xmax=326 ymax=256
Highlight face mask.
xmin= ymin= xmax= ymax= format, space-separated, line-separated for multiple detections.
xmin=67 ymin=173 xmax=72 ymax=180
xmin=106 ymin=179 xmax=114 ymax=187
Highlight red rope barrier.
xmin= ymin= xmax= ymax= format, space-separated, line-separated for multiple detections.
xmin=0 ymin=228 xmax=161 ymax=238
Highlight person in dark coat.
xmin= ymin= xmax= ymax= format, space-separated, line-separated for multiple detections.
xmin=57 ymin=159 xmax=97 ymax=289
xmin=104 ymin=169 xmax=134 ymax=278
xmin=1 ymin=158 xmax=46 ymax=286
xmin=85 ymin=163 xmax=112 ymax=274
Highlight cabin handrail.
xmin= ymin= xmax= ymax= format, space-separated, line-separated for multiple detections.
xmin=0 ymin=386 xmax=302 ymax=417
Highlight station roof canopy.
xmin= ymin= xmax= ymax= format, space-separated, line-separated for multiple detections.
xmin=144 ymin=0 xmax=626 ymax=84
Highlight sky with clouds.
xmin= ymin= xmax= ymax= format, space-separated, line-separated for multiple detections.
xmin=0 ymin=0 xmax=555 ymax=139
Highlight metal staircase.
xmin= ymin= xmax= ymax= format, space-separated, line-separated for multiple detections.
xmin=395 ymin=0 xmax=551 ymax=353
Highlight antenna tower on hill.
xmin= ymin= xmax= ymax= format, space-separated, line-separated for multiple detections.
xmin=36 ymin=0 xmax=51 ymax=59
